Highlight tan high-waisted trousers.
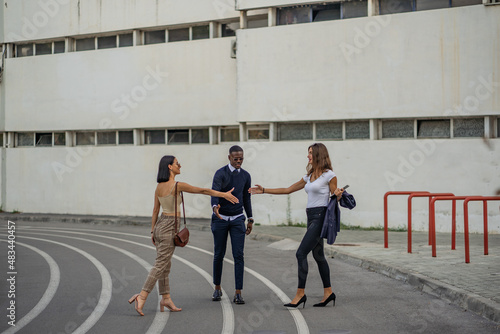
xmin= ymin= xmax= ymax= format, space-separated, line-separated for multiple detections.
xmin=142 ymin=214 xmax=177 ymax=295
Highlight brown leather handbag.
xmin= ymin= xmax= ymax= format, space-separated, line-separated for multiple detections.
xmin=174 ymin=182 xmax=189 ymax=247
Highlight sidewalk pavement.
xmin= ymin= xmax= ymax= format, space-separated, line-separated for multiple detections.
xmin=2 ymin=212 xmax=499 ymax=323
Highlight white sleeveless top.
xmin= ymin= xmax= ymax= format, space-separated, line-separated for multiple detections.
xmin=303 ymin=170 xmax=336 ymax=208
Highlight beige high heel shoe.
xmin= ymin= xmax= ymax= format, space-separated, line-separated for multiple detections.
xmin=128 ymin=294 xmax=145 ymax=316
xmin=160 ymin=298 xmax=182 ymax=312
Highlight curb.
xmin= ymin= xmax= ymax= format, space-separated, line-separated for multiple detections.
xmin=1 ymin=213 xmax=151 ymax=226
xmin=323 ymin=245 xmax=500 ymax=323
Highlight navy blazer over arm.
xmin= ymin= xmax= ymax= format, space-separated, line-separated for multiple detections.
xmin=320 ymin=191 xmax=356 ymax=245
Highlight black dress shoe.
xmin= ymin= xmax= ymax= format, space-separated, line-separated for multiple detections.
xmin=313 ymin=292 xmax=336 ymax=307
xmin=212 ymin=289 xmax=223 ymax=301
xmin=233 ymin=293 xmax=245 ymax=304
xmin=284 ymin=295 xmax=307 ymax=308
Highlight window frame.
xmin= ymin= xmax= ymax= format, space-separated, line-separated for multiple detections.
xmin=35 ymin=132 xmax=53 ymax=147
xmin=247 ymin=124 xmax=270 ymax=141
xmin=190 ymin=128 xmax=210 ymax=144
xmin=16 ymin=132 xmax=35 ymax=147
xmin=144 ymin=129 xmax=166 ymax=145
xmin=277 ymin=122 xmax=313 ymax=141
xmin=75 ymin=131 xmax=97 ymax=146
xmin=220 ymin=127 xmax=241 ymax=143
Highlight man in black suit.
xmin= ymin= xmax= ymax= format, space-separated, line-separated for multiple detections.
xmin=211 ymin=145 xmax=253 ymax=304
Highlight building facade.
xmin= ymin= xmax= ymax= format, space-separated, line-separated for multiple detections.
xmin=0 ymin=0 xmax=499 ymax=233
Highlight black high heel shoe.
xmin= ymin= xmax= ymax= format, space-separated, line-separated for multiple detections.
xmin=284 ymin=295 xmax=307 ymax=308
xmin=313 ymin=292 xmax=336 ymax=307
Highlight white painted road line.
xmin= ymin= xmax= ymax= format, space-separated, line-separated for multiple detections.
xmin=21 ymin=228 xmax=234 ymax=334
xmin=17 ymin=236 xmax=112 ymax=334
xmin=187 ymin=244 xmax=310 ymax=334
xmin=19 ymin=231 xmax=169 ymax=334
xmin=30 ymin=226 xmax=311 ymax=334
xmin=0 ymin=240 xmax=60 ymax=334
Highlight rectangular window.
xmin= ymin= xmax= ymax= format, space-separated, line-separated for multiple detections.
xmin=17 ymin=133 xmax=34 ymax=147
xmin=144 ymin=30 xmax=166 ymax=45
xmin=168 ymin=129 xmax=189 ymax=144
xmin=416 ymin=0 xmax=449 ymax=11
xmin=452 ymin=0 xmax=482 ymax=6
xmin=0 ymin=134 xmax=3 ymax=147
xmin=248 ymin=126 xmax=270 ymax=140
xmin=278 ymin=7 xmax=311 ymax=25
xmin=36 ymin=133 xmax=52 ymax=146
xmin=168 ymin=28 xmax=189 ymax=42
xmin=191 ymin=128 xmax=210 ymax=144
xmin=342 ymin=0 xmax=368 ymax=19
xmin=119 ymin=33 xmax=133 ymax=47
xmin=35 ymin=42 xmax=52 ymax=56
xmin=97 ymin=131 xmax=117 ymax=145
xmin=76 ymin=37 xmax=95 ymax=52
xmin=145 ymin=130 xmax=165 ymax=144
xmin=316 ymin=122 xmax=343 ymax=140
xmin=417 ymin=119 xmax=450 ymax=138
xmin=16 ymin=44 xmax=33 ymax=57
xmin=345 ymin=121 xmax=370 ymax=140
xmin=221 ymin=128 xmax=240 ymax=142
xmin=76 ymin=132 xmax=96 ymax=145
xmin=497 ymin=118 xmax=500 ymax=137
xmin=54 ymin=41 xmax=65 ymax=54
xmin=453 ymin=118 xmax=484 ymax=138
xmin=98 ymin=36 xmax=117 ymax=49
xmin=222 ymin=22 xmax=239 ymax=37
xmin=312 ymin=4 xmax=341 ymax=22
xmin=54 ymin=132 xmax=66 ymax=146
xmin=118 ymin=131 xmax=134 ymax=144
xmin=382 ymin=120 xmax=414 ymax=139
xmin=278 ymin=123 xmax=313 ymax=141
xmin=192 ymin=25 xmax=209 ymax=40
xmin=380 ymin=0 xmax=414 ymax=14
xmin=248 ymin=17 xmax=268 ymax=29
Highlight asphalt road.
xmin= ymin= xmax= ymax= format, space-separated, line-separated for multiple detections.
xmin=1 ymin=221 xmax=499 ymax=334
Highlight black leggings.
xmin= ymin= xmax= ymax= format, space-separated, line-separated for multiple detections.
xmin=296 ymin=206 xmax=331 ymax=289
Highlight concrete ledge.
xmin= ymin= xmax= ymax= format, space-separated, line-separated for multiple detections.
xmin=0 ymin=213 xmax=151 ymax=226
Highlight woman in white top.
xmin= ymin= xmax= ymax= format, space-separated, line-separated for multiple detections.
xmin=250 ymin=143 xmax=344 ymax=308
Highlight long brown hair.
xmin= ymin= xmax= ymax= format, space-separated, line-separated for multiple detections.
xmin=307 ymin=143 xmax=333 ymax=177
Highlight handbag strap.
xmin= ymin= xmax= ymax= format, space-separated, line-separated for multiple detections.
xmin=174 ymin=182 xmax=186 ymax=234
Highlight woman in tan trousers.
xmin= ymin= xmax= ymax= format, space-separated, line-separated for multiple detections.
xmin=128 ymin=155 xmax=238 ymax=315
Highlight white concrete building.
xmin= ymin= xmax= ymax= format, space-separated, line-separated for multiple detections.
xmin=0 ymin=0 xmax=499 ymax=233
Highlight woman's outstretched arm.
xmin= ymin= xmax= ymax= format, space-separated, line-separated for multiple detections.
xmin=177 ymin=182 xmax=239 ymax=204
xmin=249 ymin=178 xmax=306 ymax=195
